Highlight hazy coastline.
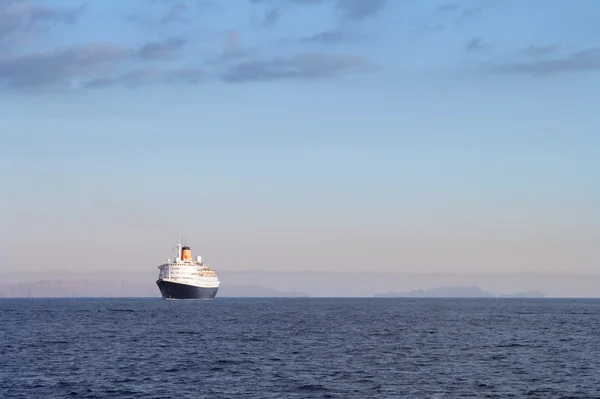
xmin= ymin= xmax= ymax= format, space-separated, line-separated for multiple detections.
xmin=1 ymin=270 xmax=597 ymax=298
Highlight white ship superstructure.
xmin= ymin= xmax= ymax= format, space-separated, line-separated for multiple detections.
xmin=156 ymin=238 xmax=220 ymax=300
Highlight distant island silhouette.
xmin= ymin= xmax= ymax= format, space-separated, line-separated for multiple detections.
xmin=2 ymin=269 xmax=582 ymax=298
xmin=375 ymin=286 xmax=546 ymax=298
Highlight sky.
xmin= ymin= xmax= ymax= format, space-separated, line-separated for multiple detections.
xmin=1 ymin=0 xmax=599 ymax=276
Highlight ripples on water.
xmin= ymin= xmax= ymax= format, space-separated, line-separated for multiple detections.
xmin=1 ymin=298 xmax=600 ymax=398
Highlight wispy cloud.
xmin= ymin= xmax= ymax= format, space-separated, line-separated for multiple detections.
xmin=0 ymin=38 xmax=195 ymax=89
xmin=524 ymin=45 xmax=558 ymax=57
xmin=158 ymin=1 xmax=189 ymax=25
xmin=138 ymin=36 xmax=187 ymax=60
xmin=85 ymin=67 xmax=203 ymax=89
xmin=437 ymin=3 xmax=460 ymax=12
xmin=492 ymin=48 xmax=600 ymax=76
xmin=465 ymin=37 xmax=484 ymax=52
xmin=0 ymin=42 xmax=129 ymax=88
xmin=336 ymin=0 xmax=386 ymax=21
xmin=458 ymin=5 xmax=488 ymax=21
xmin=250 ymin=0 xmax=386 ymax=22
xmin=129 ymin=0 xmax=191 ymax=26
xmin=250 ymin=0 xmax=326 ymax=3
xmin=262 ymin=7 xmax=280 ymax=27
xmin=222 ymin=52 xmax=373 ymax=83
xmin=301 ymin=29 xmax=356 ymax=44
xmin=0 ymin=0 xmax=82 ymax=43
xmin=436 ymin=2 xmax=490 ymax=23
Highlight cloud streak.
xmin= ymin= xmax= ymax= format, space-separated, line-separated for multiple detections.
xmin=129 ymin=0 xmax=191 ymax=27
xmin=0 ymin=42 xmax=129 ymax=88
xmin=250 ymin=0 xmax=386 ymax=22
xmin=222 ymin=52 xmax=373 ymax=83
xmin=336 ymin=0 xmax=386 ymax=21
xmin=85 ymin=67 xmax=203 ymax=89
xmin=492 ymin=48 xmax=600 ymax=76
xmin=436 ymin=2 xmax=490 ymax=24
xmin=0 ymin=38 xmax=195 ymax=89
xmin=0 ymin=0 xmax=81 ymax=42
xmin=301 ymin=29 xmax=355 ymax=44
xmin=465 ymin=37 xmax=484 ymax=52
xmin=138 ymin=36 xmax=187 ymax=60
xmin=250 ymin=0 xmax=325 ymax=4
xmin=524 ymin=45 xmax=558 ymax=57
xmin=157 ymin=1 xmax=189 ymax=25
xmin=437 ymin=3 xmax=460 ymax=12
xmin=262 ymin=7 xmax=280 ymax=27
xmin=0 ymin=29 xmax=372 ymax=90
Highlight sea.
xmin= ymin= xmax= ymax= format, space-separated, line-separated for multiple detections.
xmin=1 ymin=298 xmax=600 ymax=398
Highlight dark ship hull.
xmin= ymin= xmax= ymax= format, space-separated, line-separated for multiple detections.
xmin=156 ymin=279 xmax=218 ymax=300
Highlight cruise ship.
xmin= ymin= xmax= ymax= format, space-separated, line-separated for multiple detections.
xmin=156 ymin=239 xmax=220 ymax=300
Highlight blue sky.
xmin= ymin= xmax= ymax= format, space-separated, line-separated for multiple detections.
xmin=1 ymin=0 xmax=599 ymax=274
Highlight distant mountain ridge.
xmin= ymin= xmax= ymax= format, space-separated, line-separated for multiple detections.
xmin=375 ymin=286 xmax=546 ymax=298
xmin=1 ymin=270 xmax=595 ymax=297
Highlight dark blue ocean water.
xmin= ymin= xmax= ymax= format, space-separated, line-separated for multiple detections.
xmin=1 ymin=298 xmax=600 ymax=398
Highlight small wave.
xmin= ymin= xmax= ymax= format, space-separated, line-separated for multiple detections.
xmin=496 ymin=343 xmax=529 ymax=348
xmin=214 ymin=359 xmax=249 ymax=365
xmin=164 ymin=368 xmax=181 ymax=373
xmin=297 ymin=383 xmax=328 ymax=392
xmin=356 ymin=379 xmax=375 ymax=384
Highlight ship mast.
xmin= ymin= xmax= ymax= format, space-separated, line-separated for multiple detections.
xmin=173 ymin=233 xmax=182 ymax=262
xmin=177 ymin=232 xmax=182 ymax=260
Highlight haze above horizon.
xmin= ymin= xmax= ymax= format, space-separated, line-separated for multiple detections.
xmin=1 ymin=0 xmax=598 ymax=276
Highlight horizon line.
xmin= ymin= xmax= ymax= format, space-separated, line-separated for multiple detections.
xmin=2 ymin=269 xmax=599 ymax=277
